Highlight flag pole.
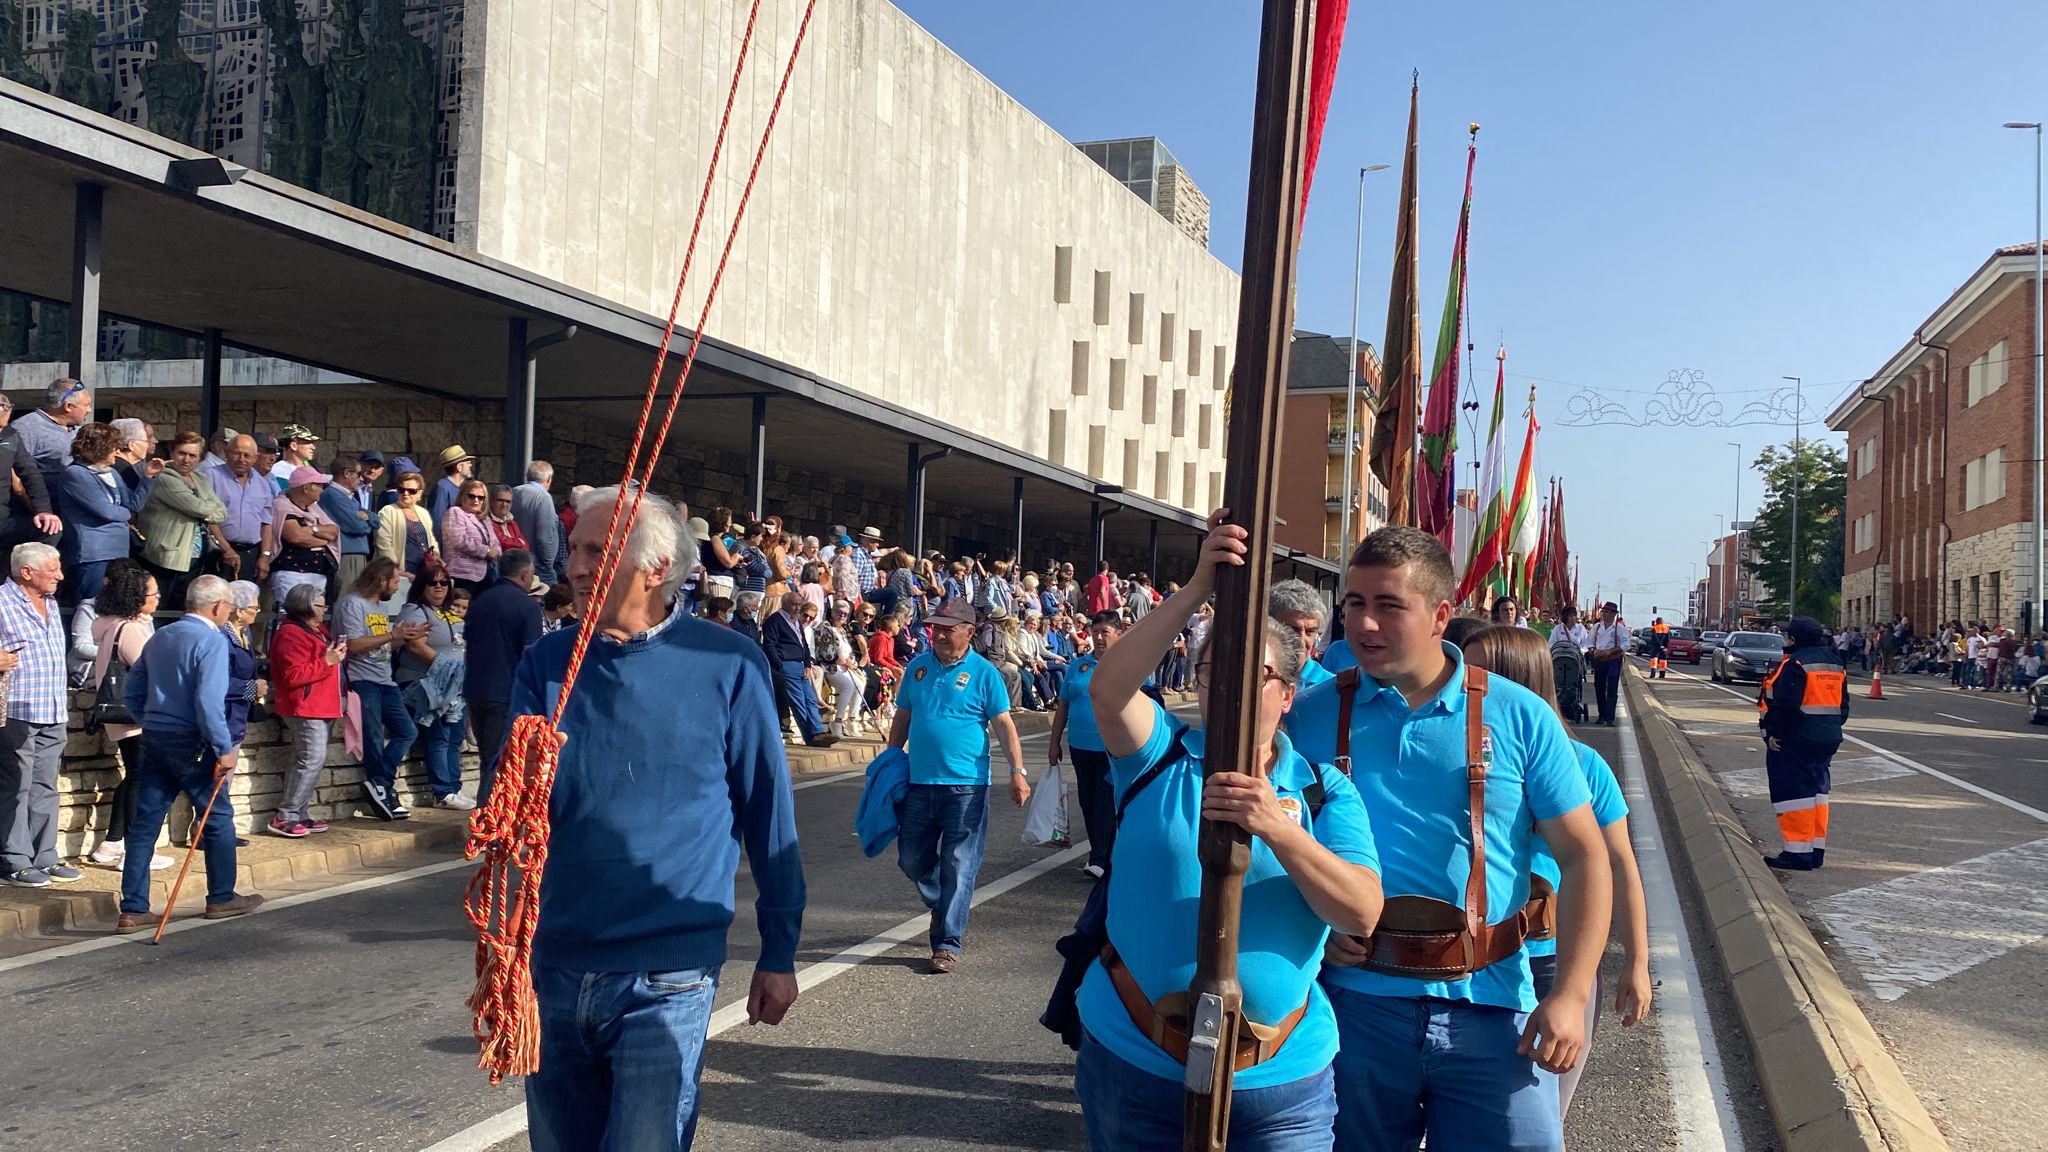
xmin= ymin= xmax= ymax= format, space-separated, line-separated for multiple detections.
xmin=1184 ymin=0 xmax=1317 ymax=1146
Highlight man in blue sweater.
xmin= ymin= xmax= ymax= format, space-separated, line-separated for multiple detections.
xmin=318 ymin=454 xmax=376 ymax=596
xmin=114 ymin=575 xmax=265 ymax=932
xmin=517 ymin=487 xmax=805 ymax=1150
xmin=465 ymin=549 xmax=543 ymax=806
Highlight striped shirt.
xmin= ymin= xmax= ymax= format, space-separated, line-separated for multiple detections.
xmin=0 ymin=580 xmax=70 ymax=725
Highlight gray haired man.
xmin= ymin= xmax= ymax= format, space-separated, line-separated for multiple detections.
xmin=1269 ymin=578 xmax=1335 ymax=689
xmin=0 ymin=542 xmax=67 ymax=886
xmin=511 ymin=460 xmax=561 ymax=584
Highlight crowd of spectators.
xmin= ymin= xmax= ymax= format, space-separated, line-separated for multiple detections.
xmin=0 ymin=374 xmax=1221 ymax=894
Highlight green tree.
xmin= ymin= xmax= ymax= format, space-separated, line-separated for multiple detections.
xmin=1744 ymin=440 xmax=1845 ymax=622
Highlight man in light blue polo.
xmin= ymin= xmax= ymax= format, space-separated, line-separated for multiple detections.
xmin=887 ymin=597 xmax=1028 ymax=974
xmin=1290 ymin=527 xmax=1610 ymax=1152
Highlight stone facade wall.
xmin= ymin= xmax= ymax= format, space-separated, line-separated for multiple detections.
xmin=1839 ymin=565 xmax=1889 ymax=629
xmin=1944 ymin=521 xmax=2035 ymax=628
xmin=456 ymin=0 xmax=1239 ymax=513
xmin=55 ymin=694 xmax=478 ymax=857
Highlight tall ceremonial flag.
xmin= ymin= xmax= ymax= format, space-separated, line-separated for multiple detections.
xmin=1368 ymin=80 xmax=1422 ymax=527
xmin=1455 ymin=350 xmax=1509 ymax=605
xmin=1547 ymin=482 xmax=1574 ymax=612
xmin=1298 ymin=0 xmax=1350 ymax=222
xmin=1418 ymin=129 xmax=1476 ymax=546
xmin=1526 ymin=480 xmax=1552 ymax=609
xmin=1504 ymin=386 xmax=1540 ymax=603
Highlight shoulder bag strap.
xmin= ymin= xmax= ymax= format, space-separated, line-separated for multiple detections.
xmin=1115 ymin=731 xmax=1187 ymax=823
xmin=1334 ymin=667 xmax=1362 ymax=777
xmin=1463 ymin=666 xmax=1491 ymax=964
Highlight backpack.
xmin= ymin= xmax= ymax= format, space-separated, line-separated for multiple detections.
xmin=1039 ymin=732 xmax=1329 ymax=1051
xmin=814 ymin=625 xmax=844 ymax=665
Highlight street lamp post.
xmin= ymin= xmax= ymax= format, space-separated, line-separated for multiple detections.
xmin=2006 ymin=121 xmax=2043 ymax=636
xmin=1341 ymin=163 xmax=1391 ymax=558
xmin=1784 ymin=376 xmax=1802 ymax=617
xmin=1729 ymin=441 xmax=1743 ymax=627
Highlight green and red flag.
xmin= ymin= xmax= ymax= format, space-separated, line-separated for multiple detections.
xmin=1505 ymin=386 xmax=1540 ymax=603
xmin=1455 ymin=350 xmax=1509 ymax=605
xmin=1369 ymin=81 xmax=1422 ymax=528
xmin=1418 ymin=131 xmax=1475 ymax=546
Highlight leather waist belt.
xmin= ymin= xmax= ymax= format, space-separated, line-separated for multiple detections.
xmin=1523 ymin=875 xmax=1558 ymax=942
xmin=1359 ymin=895 xmax=1530 ymax=979
xmin=1101 ymin=945 xmax=1306 ymax=1071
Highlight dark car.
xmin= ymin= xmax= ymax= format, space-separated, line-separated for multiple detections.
xmin=1713 ymin=631 xmax=1787 ymax=684
xmin=2029 ymin=675 xmax=2048 ymax=724
xmin=1666 ymin=627 xmax=1703 ymax=664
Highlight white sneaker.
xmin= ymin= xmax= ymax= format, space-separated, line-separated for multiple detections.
xmin=89 ymin=841 xmax=124 ymax=865
xmin=435 ymin=793 xmax=478 ymax=811
xmin=150 ymin=854 xmax=174 ymax=870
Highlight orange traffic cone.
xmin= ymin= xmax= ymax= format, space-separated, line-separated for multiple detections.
xmin=1867 ymin=669 xmax=1884 ymax=700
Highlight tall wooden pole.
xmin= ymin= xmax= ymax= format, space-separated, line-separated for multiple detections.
xmin=1184 ymin=0 xmax=1317 ymax=1147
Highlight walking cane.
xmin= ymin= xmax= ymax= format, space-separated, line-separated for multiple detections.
xmin=152 ymin=766 xmax=234 ymax=945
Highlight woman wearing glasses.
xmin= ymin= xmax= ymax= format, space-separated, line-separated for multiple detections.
xmin=56 ymin=422 xmax=155 ymax=611
xmin=396 ymin=561 xmax=476 ymax=810
xmin=374 ymin=469 xmax=440 ymax=603
xmin=439 ymin=478 xmax=500 ymax=596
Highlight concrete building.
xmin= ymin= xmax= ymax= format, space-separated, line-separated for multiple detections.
xmin=1702 ymin=524 xmax=1765 ymax=629
xmin=0 ymin=0 xmax=1292 ymax=580
xmin=1277 ymin=330 xmax=1387 ymax=561
xmin=1828 ymin=243 xmax=2042 ymax=631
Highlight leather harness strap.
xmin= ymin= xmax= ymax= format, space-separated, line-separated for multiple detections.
xmin=1101 ymin=944 xmax=1306 ymax=1071
xmin=1462 ymin=666 xmax=1490 ymax=971
xmin=1333 ymin=667 xmax=1361 ymax=777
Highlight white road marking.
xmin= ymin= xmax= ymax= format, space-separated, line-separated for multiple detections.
xmin=1616 ymin=694 xmax=1747 ymax=1150
xmin=0 ymin=856 xmax=477 ymax=976
xmin=792 ymin=769 xmax=862 ymax=790
xmin=1811 ymin=837 xmax=2048 ymax=1001
xmin=1935 ymin=711 xmax=1981 ymax=726
xmin=1666 ymin=669 xmax=2048 ymax=825
xmin=1713 ymin=756 xmax=1912 ymax=799
xmin=418 ymin=841 xmax=1093 ymax=1152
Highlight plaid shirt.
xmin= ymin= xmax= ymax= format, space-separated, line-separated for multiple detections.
xmin=851 ymin=544 xmax=878 ymax=592
xmin=0 ymin=580 xmax=69 ymax=725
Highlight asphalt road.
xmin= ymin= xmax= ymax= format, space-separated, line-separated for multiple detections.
xmin=1638 ymin=655 xmax=2048 ymax=1151
xmin=0 ymin=713 xmax=1767 ymax=1152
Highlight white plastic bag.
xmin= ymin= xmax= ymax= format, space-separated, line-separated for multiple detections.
xmin=1022 ymin=763 xmax=1070 ymax=847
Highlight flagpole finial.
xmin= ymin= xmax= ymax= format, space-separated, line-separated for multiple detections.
xmin=1468 ymin=122 xmax=1480 ymax=138
xmin=1496 ymin=345 xmax=1507 ymax=362
xmin=1412 ymin=69 xmax=1419 ymax=87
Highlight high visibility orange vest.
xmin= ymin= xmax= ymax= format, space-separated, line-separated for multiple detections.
xmin=1652 ymin=622 xmax=1669 ymax=636
xmin=1760 ymin=649 xmax=1849 ymax=740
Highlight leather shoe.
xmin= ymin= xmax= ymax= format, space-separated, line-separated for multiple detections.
xmin=805 ymin=733 xmax=840 ymax=748
xmin=929 ymin=950 xmax=958 ymax=974
xmin=113 ymin=912 xmax=148 ymax=935
xmin=203 ymin=893 xmax=267 ymax=919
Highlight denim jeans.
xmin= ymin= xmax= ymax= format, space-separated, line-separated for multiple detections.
xmin=526 ymin=963 xmax=722 ymax=1152
xmin=120 ymin=729 xmax=240 ymax=913
xmin=417 ymin=708 xmax=467 ymax=799
xmin=774 ymin=660 xmax=824 ymax=739
xmin=896 ymin=783 xmax=989 ymax=952
xmin=1327 ymin=987 xmax=1561 ymax=1152
xmin=1075 ymin=1031 xmax=1336 ymax=1151
xmin=351 ymin=680 xmax=417 ymax=788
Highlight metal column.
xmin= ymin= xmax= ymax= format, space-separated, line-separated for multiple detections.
xmin=749 ymin=396 xmax=768 ymax=521
xmin=1011 ymin=477 xmax=1025 ymax=563
xmin=1092 ymin=501 xmax=1122 ymax=570
xmin=504 ymin=319 xmax=530 ymax=485
xmin=199 ymin=327 xmax=223 ymax=437
xmin=906 ymin=444 xmax=951 ymax=557
xmin=1148 ymin=518 xmax=1159 ymax=578
xmin=68 ymin=184 xmax=103 ymax=382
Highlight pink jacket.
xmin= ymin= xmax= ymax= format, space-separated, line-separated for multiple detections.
xmin=439 ymin=506 xmax=496 ymax=581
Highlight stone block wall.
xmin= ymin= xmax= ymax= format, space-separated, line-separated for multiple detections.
xmin=1944 ymin=521 xmax=2036 ymax=629
xmin=56 ymin=691 xmax=478 ymax=856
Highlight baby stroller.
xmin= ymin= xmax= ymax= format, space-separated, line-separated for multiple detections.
xmin=1550 ymin=635 xmax=1589 ymax=724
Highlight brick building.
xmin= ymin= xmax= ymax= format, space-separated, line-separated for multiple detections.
xmin=1828 ymin=243 xmax=2043 ymax=631
xmin=1277 ymin=330 xmax=1388 ymax=561
xmin=1701 ymin=524 xmax=1766 ymax=629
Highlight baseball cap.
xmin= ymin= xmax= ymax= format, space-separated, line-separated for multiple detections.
xmin=253 ymin=432 xmax=280 ymax=453
xmin=280 ymin=423 xmax=321 ymax=443
xmin=927 ymin=599 xmax=976 ymax=627
xmin=288 ymin=464 xmax=331 ymax=488
xmin=358 ymin=449 xmax=387 ymax=465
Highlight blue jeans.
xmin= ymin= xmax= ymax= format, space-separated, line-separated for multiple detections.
xmin=352 ymin=680 xmax=417 ymax=789
xmin=1327 ymin=987 xmax=1561 ymax=1152
xmin=526 ymin=963 xmax=722 ymax=1152
xmin=120 ymin=729 xmax=240 ymax=913
xmin=417 ymin=708 xmax=467 ymax=799
xmin=774 ymin=660 xmax=824 ymax=739
xmin=1075 ymin=1031 xmax=1336 ymax=1151
xmin=896 ymin=783 xmax=989 ymax=952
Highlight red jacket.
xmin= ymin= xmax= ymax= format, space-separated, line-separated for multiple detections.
xmin=271 ymin=617 xmax=343 ymax=719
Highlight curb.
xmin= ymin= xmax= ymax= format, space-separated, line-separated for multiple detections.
xmin=1624 ymin=669 xmax=1948 ymax=1151
xmin=0 ymin=812 xmax=470 ymax=943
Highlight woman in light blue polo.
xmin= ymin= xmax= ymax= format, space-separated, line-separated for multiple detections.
xmin=1048 ymin=610 xmax=1127 ymax=879
xmin=1079 ymin=514 xmax=1383 ymax=1151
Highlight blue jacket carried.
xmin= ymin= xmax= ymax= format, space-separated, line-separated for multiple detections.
xmin=855 ymin=746 xmax=909 ymax=858
xmin=57 ymin=463 xmax=146 ymax=564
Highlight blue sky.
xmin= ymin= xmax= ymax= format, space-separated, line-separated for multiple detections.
xmin=893 ymin=0 xmax=2048 ymax=613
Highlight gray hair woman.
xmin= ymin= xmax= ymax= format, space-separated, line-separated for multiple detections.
xmin=222 ymin=580 xmax=265 ymax=749
xmin=267 ymin=583 xmax=346 ymax=837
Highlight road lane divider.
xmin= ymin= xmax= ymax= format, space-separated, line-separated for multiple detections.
xmin=1624 ymin=669 xmax=1948 ymax=1151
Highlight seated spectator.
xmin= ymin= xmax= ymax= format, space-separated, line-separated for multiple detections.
xmin=541 ymin=582 xmax=578 ymax=633
xmin=319 ymin=454 xmax=375 ymax=595
xmin=732 ymin=590 xmax=765 ymax=644
xmin=114 ymin=575 xmax=264 ymax=931
xmin=463 ymin=550 xmax=542 ymax=807
xmin=702 ymin=596 xmax=735 ymax=626
xmin=85 ymin=564 xmax=170 ymax=871
xmin=339 ymin=558 xmax=430 ymax=821
xmin=139 ymin=431 xmax=228 ymax=610
xmin=818 ymin=602 xmax=866 ymax=737
xmin=440 ymin=478 xmax=499 ymax=595
xmin=270 ymin=464 xmax=340 ymax=610
xmin=57 ymin=421 xmax=153 ymax=611
xmin=396 ymin=561 xmax=474 ymax=810
xmin=374 ymin=470 xmax=439 ymax=602
xmin=268 ymin=583 xmax=343 ymax=837
xmin=486 ymin=485 xmax=528 ymax=555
